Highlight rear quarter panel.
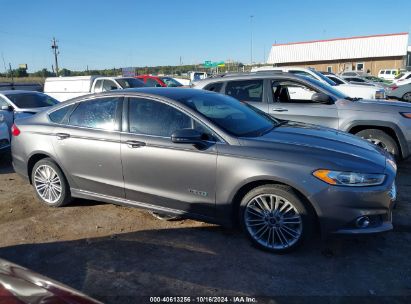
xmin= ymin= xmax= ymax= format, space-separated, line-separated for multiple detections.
xmin=11 ymin=122 xmax=57 ymax=179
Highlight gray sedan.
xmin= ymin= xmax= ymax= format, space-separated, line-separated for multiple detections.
xmin=11 ymin=88 xmax=396 ymax=253
xmin=386 ymin=83 xmax=411 ymax=102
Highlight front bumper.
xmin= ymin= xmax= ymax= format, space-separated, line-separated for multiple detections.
xmin=310 ymin=180 xmax=396 ymax=236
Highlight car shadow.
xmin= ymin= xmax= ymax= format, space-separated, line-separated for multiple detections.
xmin=0 ymin=225 xmax=407 ymax=303
xmin=0 ymin=154 xmax=14 ymax=174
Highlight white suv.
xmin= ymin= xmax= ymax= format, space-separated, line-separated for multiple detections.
xmin=252 ymin=66 xmax=386 ymax=99
xmin=378 ymin=69 xmax=398 ymax=81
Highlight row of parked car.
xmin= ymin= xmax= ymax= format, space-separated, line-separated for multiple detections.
xmin=4 ymin=66 xmax=409 ymax=254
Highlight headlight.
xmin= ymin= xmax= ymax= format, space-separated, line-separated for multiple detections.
xmin=313 ymin=169 xmax=386 ymax=186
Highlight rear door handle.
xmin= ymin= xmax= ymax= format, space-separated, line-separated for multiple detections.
xmin=56 ymin=133 xmax=70 ymax=140
xmin=272 ymin=108 xmax=288 ymax=112
xmin=126 ymin=140 xmax=146 ymax=148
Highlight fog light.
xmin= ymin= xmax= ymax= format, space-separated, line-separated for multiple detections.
xmin=356 ymin=216 xmax=370 ymax=228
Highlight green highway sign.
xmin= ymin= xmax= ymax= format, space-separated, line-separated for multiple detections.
xmin=203 ymin=61 xmax=225 ymax=68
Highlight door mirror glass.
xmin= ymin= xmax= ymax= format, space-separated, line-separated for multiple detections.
xmin=311 ymin=92 xmax=331 ymax=104
xmin=171 ymin=129 xmax=203 ymax=144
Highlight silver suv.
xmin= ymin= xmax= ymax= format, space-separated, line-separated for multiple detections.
xmin=193 ymin=73 xmax=411 ymax=159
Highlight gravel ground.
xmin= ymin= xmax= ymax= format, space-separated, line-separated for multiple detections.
xmin=0 ymin=155 xmax=410 ymax=303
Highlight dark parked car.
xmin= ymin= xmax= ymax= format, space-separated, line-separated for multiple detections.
xmin=11 ymin=88 xmax=396 ymax=253
xmin=193 ymin=73 xmax=411 ymax=160
xmin=0 ymin=258 xmax=101 ymax=303
xmin=0 ymin=82 xmax=43 ymax=92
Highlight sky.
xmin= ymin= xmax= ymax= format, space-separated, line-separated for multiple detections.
xmin=1 ymin=0 xmax=411 ymax=72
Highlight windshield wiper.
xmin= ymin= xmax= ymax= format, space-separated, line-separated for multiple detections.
xmin=345 ymin=97 xmax=363 ymax=101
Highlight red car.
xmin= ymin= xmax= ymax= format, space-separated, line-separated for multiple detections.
xmin=135 ymin=75 xmax=183 ymax=87
xmin=0 ymin=258 xmax=101 ymax=303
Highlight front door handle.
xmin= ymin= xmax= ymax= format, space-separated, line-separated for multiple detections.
xmin=272 ymin=108 xmax=288 ymax=112
xmin=56 ymin=133 xmax=70 ymax=140
xmin=126 ymin=140 xmax=146 ymax=148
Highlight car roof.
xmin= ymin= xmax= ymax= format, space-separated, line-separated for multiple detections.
xmin=193 ymin=71 xmax=306 ymax=85
xmin=0 ymin=90 xmax=41 ymax=95
xmin=120 ymin=87 xmax=212 ymax=98
xmin=58 ymin=88 xmax=217 ymax=106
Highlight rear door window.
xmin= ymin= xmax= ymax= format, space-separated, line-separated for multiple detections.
xmin=68 ymin=97 xmax=122 ymax=130
xmin=225 ymin=80 xmax=264 ymax=102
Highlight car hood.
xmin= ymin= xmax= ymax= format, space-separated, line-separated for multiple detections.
xmin=338 ymin=83 xmax=380 ymax=91
xmin=347 ymin=98 xmax=411 ymax=109
xmin=239 ymin=121 xmax=389 ymax=173
xmin=14 ymin=107 xmax=51 ymax=120
xmin=15 ymin=107 xmax=51 ymax=114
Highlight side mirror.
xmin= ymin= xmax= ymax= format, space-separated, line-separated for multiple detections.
xmin=171 ymin=129 xmax=203 ymax=144
xmin=155 ymin=83 xmax=162 ymax=87
xmin=110 ymin=86 xmax=118 ymax=90
xmin=311 ymin=92 xmax=331 ymax=104
xmin=0 ymin=105 xmax=13 ymax=111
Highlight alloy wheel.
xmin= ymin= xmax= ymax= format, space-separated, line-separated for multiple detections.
xmin=244 ymin=194 xmax=302 ymax=250
xmin=33 ymin=165 xmax=62 ymax=204
xmin=363 ymin=137 xmax=389 ymax=152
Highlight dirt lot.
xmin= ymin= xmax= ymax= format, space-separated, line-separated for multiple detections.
xmin=0 ymin=156 xmax=410 ymax=303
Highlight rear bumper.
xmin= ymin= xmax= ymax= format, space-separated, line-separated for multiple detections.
xmin=12 ymin=157 xmax=29 ymax=182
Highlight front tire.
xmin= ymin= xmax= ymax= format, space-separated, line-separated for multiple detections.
xmin=355 ymin=129 xmax=399 ymax=159
xmin=31 ymin=158 xmax=72 ymax=207
xmin=239 ymin=185 xmax=313 ymax=253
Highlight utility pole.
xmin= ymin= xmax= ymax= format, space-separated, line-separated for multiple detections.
xmin=8 ymin=63 xmax=14 ymax=82
xmin=1 ymin=53 xmax=6 ymax=75
xmin=51 ymin=37 xmax=59 ymax=76
xmin=250 ymin=15 xmax=254 ymax=65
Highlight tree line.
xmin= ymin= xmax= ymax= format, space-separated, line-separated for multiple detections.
xmin=0 ymin=62 xmax=246 ymax=79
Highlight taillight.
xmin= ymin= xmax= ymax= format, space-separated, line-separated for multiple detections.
xmin=390 ymin=85 xmax=398 ymax=91
xmin=11 ymin=124 xmax=20 ymax=136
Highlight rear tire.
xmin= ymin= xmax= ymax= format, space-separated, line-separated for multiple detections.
xmin=239 ymin=185 xmax=314 ymax=253
xmin=402 ymin=92 xmax=411 ymax=102
xmin=355 ymin=129 xmax=399 ymax=159
xmin=31 ymin=158 xmax=72 ymax=207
